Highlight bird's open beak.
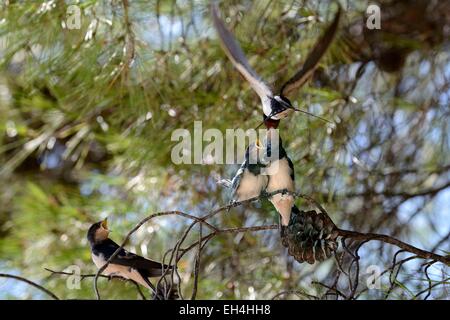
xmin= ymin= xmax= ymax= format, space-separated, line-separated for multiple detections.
xmin=101 ymin=218 xmax=108 ymax=230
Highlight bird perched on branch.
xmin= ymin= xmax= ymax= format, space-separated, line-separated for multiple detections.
xmin=262 ymin=129 xmax=295 ymax=231
xmin=262 ymin=131 xmax=339 ymax=263
xmin=218 ymin=129 xmax=295 ymax=234
xmin=218 ymin=126 xmax=337 ymax=264
xmin=218 ymin=138 xmax=269 ymax=203
xmin=87 ymin=218 xmax=177 ymax=299
xmin=211 ymin=2 xmax=341 ymax=125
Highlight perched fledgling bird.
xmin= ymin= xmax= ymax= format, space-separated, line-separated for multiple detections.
xmin=218 ymin=128 xmax=295 ymax=228
xmin=87 ymin=218 xmax=176 ymax=298
xmin=263 ymin=128 xmax=295 ymax=232
xmin=211 ymin=3 xmax=341 ymax=122
xmin=218 ymin=138 xmax=269 ymax=203
xmin=260 ymin=128 xmax=339 ymax=263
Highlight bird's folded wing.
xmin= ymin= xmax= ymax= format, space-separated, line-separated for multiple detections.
xmin=216 ymin=178 xmax=232 ymax=188
xmin=211 ymin=3 xmax=273 ymax=100
xmin=287 ymin=155 xmax=295 ymax=181
xmin=111 ymin=251 xmax=171 ymax=273
xmin=280 ymin=6 xmax=341 ymax=96
xmin=230 ymin=160 xmax=247 ymax=197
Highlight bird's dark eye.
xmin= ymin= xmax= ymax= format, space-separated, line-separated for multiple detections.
xmin=281 ymin=100 xmax=291 ymax=108
xmin=280 ymin=96 xmax=292 ymax=106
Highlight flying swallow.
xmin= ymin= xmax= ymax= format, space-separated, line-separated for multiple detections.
xmin=211 ymin=3 xmax=341 ymax=124
xmin=87 ymin=218 xmax=172 ymax=294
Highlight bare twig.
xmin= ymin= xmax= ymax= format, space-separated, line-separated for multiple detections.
xmin=88 ymin=189 xmax=448 ymax=300
xmin=0 ymin=273 xmax=59 ymax=300
xmin=413 ymin=276 xmax=450 ymax=299
xmin=271 ymin=290 xmax=318 ymax=300
xmin=312 ymin=281 xmax=347 ymax=299
xmin=191 ymin=223 xmax=202 ymax=300
xmin=44 ymin=268 xmax=146 ymax=300
xmin=337 ymin=229 xmax=450 ymax=265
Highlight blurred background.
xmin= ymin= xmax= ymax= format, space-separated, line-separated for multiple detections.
xmin=0 ymin=0 xmax=449 ymax=299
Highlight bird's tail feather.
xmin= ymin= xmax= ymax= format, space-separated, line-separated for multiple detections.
xmin=281 ymin=206 xmax=339 ymax=264
xmin=148 ymin=264 xmax=172 ymax=277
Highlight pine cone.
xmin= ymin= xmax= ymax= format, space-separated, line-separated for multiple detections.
xmin=281 ymin=206 xmax=339 ymax=264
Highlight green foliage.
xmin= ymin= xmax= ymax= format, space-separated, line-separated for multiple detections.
xmin=0 ymin=0 xmax=449 ymax=300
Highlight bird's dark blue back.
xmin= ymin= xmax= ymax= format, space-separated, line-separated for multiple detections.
xmin=91 ymin=238 xmax=125 ymax=259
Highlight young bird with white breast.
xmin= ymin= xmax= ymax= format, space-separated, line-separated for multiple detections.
xmin=87 ymin=218 xmax=175 ymax=298
xmin=262 ymin=128 xmax=296 ymax=235
xmin=219 ymin=138 xmax=269 ymax=203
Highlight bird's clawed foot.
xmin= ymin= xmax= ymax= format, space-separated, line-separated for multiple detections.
xmin=260 ymin=190 xmax=271 ymax=199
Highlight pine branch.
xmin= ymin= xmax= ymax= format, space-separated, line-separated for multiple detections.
xmin=337 ymin=229 xmax=449 ymax=265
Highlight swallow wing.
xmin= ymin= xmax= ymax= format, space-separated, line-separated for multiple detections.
xmin=217 ymin=178 xmax=233 ymax=189
xmin=230 ymin=159 xmax=248 ymax=199
xmin=211 ymin=3 xmax=273 ymax=101
xmin=279 ymin=6 xmax=341 ymax=96
xmin=100 ymin=239 xmax=171 ymax=277
xmin=287 ymin=153 xmax=295 ymax=182
xmin=113 ymin=251 xmax=170 ymax=277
